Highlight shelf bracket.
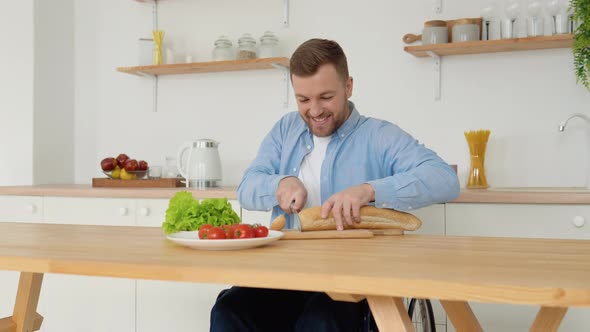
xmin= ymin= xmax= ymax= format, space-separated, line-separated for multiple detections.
xmin=283 ymin=0 xmax=290 ymax=27
xmin=434 ymin=0 xmax=442 ymax=14
xmin=137 ymin=72 xmax=159 ymax=112
xmin=426 ymin=51 xmax=441 ymax=101
xmin=142 ymin=1 xmax=158 ymax=112
xmin=272 ymin=63 xmax=290 ymax=108
xmin=152 ymin=1 xmax=158 ymax=31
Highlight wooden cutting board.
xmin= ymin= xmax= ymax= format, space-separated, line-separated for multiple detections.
xmin=280 ymin=229 xmax=404 ymax=240
xmin=92 ymin=178 xmax=183 ymax=188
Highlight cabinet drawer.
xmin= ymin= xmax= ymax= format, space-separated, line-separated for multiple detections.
xmin=446 ymin=203 xmax=590 ymax=239
xmin=136 ymin=198 xmax=169 ymax=227
xmin=43 ymin=196 xmax=136 ymax=226
xmin=0 ymin=195 xmax=42 ymax=222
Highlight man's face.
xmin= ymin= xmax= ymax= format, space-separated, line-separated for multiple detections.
xmin=292 ymin=64 xmax=353 ymax=137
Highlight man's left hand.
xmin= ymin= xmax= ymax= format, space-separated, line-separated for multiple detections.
xmin=320 ymin=184 xmax=375 ymax=231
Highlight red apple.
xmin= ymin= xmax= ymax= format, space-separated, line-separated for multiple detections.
xmin=100 ymin=157 xmax=117 ymax=171
xmin=138 ymin=160 xmax=148 ymax=171
xmin=124 ymin=159 xmax=139 ymax=172
xmin=116 ymin=154 xmax=129 ymax=168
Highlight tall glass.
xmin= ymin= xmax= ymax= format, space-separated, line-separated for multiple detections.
xmin=546 ymin=0 xmax=568 ymax=34
xmin=526 ymin=0 xmax=544 ymax=36
xmin=481 ymin=1 xmax=499 ymax=40
xmin=502 ymin=0 xmax=521 ymax=39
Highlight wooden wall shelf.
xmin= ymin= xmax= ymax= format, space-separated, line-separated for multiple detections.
xmin=404 ymin=34 xmax=573 ymax=58
xmin=117 ymin=57 xmax=290 ymax=76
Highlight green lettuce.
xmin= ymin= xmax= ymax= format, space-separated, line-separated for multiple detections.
xmin=162 ymin=191 xmax=240 ymax=234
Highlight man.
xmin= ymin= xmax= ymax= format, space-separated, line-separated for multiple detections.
xmin=210 ymin=38 xmax=459 ymax=332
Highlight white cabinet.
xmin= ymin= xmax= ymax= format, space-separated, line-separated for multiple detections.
xmin=445 ymin=203 xmax=590 ymax=332
xmin=134 ymin=199 xmax=236 ymax=332
xmin=38 ymin=197 xmax=136 ymax=332
xmin=0 ymin=195 xmax=43 ymax=222
xmin=43 ymin=196 xmax=136 ymax=226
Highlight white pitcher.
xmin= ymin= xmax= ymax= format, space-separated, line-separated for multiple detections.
xmin=177 ymin=139 xmax=222 ymax=188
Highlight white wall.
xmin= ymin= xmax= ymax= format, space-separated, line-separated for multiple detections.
xmin=0 ymin=1 xmax=74 ymax=186
xmin=0 ymin=2 xmax=34 ymax=185
xmin=34 ymin=0 xmax=75 ymax=184
xmin=54 ymin=0 xmax=590 ymax=187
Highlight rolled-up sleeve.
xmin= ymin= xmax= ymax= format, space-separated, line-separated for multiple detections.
xmin=365 ymin=124 xmax=459 ymax=211
xmin=237 ymin=119 xmax=289 ymax=211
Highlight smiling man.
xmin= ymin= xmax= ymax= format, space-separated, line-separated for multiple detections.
xmin=210 ymin=39 xmax=460 ymax=332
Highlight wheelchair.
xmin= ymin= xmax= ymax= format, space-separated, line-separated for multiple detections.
xmin=362 ymin=298 xmax=436 ymax=332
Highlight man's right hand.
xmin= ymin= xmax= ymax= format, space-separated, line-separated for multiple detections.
xmin=276 ymin=177 xmax=307 ymax=214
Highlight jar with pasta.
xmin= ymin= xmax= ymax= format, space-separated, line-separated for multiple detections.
xmin=237 ymin=33 xmax=257 ymax=60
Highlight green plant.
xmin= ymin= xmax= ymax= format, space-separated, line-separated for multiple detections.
xmin=572 ymin=0 xmax=590 ymax=90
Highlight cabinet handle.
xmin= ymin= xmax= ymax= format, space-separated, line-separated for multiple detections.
xmin=26 ymin=204 xmax=36 ymax=214
xmin=139 ymin=207 xmax=150 ymax=216
xmin=119 ymin=207 xmax=128 ymax=216
xmin=573 ymin=216 xmax=585 ymax=228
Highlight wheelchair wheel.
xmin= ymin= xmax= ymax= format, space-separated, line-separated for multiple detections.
xmin=363 ymin=298 xmax=436 ymax=332
xmin=408 ymin=298 xmax=437 ymax=332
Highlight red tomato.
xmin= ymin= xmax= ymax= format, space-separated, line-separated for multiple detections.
xmin=233 ymin=224 xmax=254 ymax=239
xmin=198 ymin=224 xmax=214 ymax=239
xmin=253 ymin=225 xmax=269 ymax=238
xmin=222 ymin=224 xmax=237 ymax=239
xmin=207 ymin=227 xmax=226 ymax=240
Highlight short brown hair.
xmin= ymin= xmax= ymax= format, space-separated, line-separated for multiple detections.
xmin=289 ymin=39 xmax=349 ymax=83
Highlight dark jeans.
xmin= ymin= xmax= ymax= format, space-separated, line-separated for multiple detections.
xmin=210 ymin=286 xmax=366 ymax=332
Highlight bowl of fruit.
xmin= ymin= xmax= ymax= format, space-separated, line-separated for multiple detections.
xmin=101 ymin=154 xmax=149 ymax=180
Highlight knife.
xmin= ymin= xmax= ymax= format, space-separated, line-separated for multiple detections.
xmin=290 ymin=201 xmax=301 ymax=232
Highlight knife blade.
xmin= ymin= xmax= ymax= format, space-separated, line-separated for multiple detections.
xmin=290 ymin=201 xmax=301 ymax=232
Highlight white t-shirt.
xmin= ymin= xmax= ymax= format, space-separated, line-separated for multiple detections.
xmin=298 ymin=135 xmax=331 ymax=208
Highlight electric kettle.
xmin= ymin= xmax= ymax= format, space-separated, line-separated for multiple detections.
xmin=177 ymin=139 xmax=222 ymax=188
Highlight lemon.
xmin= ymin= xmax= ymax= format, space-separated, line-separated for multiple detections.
xmin=120 ymin=168 xmax=136 ymax=180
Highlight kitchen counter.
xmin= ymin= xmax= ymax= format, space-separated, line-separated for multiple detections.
xmin=0 ymin=185 xmax=589 ymax=204
xmin=455 ymin=188 xmax=590 ymax=204
xmin=0 ymin=184 xmax=237 ymax=199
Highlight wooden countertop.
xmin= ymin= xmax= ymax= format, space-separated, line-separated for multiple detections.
xmin=0 ymin=184 xmax=237 ymax=199
xmin=0 ymin=185 xmax=589 ymax=204
xmin=0 ymin=222 xmax=589 ymax=307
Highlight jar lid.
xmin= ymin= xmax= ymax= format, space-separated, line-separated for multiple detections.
xmin=424 ymin=20 xmax=447 ymax=27
xmin=214 ymin=36 xmax=232 ymax=47
xmin=260 ymin=31 xmax=278 ymax=43
xmin=238 ymin=33 xmax=257 ymax=45
xmin=453 ymin=18 xmax=479 ymax=25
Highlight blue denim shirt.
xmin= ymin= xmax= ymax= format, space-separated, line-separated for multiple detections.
xmin=237 ymin=101 xmax=460 ymax=227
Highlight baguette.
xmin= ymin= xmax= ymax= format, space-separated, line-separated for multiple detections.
xmin=271 ymin=206 xmax=422 ymax=231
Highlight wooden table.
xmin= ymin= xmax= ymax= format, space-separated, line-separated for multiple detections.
xmin=0 ymin=222 xmax=589 ymax=332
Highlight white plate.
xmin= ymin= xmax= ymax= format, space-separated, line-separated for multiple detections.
xmin=166 ymin=230 xmax=284 ymax=250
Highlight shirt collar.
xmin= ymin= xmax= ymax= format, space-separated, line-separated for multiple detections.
xmin=301 ymin=100 xmax=360 ymax=138
xmin=334 ymin=101 xmax=360 ymax=139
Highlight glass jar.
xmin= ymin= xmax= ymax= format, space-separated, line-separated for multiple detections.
xmin=212 ymin=36 xmax=234 ymax=61
xmin=259 ymin=31 xmax=279 ymax=58
xmin=452 ymin=19 xmax=480 ymax=42
xmin=237 ymin=33 xmax=257 ymax=60
xmin=162 ymin=156 xmax=179 ymax=178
